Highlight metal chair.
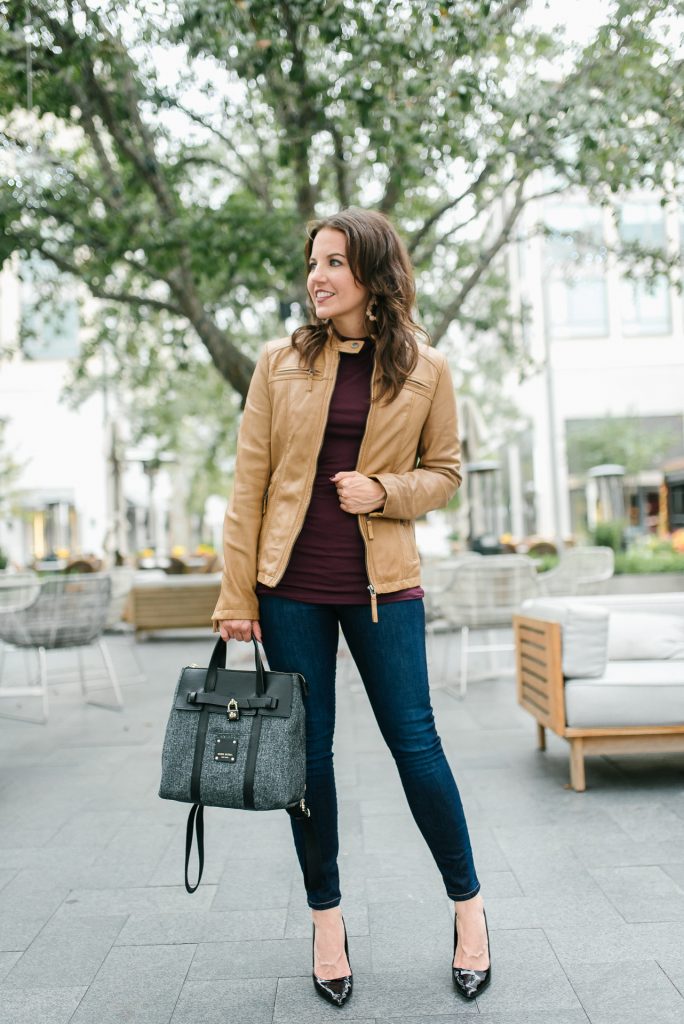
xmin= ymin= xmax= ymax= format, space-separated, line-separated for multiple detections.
xmin=537 ymin=545 xmax=615 ymax=597
xmin=0 ymin=573 xmax=124 ymax=723
xmin=429 ymin=554 xmax=542 ymax=697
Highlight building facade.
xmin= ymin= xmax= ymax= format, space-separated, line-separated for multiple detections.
xmin=506 ymin=181 xmax=684 ymax=543
xmin=0 ymin=259 xmax=183 ymax=568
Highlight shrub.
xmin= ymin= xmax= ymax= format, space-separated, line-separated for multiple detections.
xmin=593 ymin=520 xmax=625 ymax=552
xmin=615 ymin=549 xmax=684 ymax=574
xmin=531 ymin=553 xmax=560 ymax=573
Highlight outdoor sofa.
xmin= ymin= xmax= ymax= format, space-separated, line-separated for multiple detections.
xmin=124 ymin=572 xmax=222 ymax=636
xmin=513 ymin=593 xmax=684 ymax=791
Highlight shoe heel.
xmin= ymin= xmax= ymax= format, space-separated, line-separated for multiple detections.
xmin=312 ymin=914 xmax=353 ymax=1008
xmin=452 ymin=905 xmax=492 ymax=1000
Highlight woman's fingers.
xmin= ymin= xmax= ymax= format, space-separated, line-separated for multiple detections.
xmin=219 ymin=619 xmax=256 ymax=642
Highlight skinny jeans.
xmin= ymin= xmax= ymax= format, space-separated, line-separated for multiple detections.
xmin=258 ymin=595 xmax=480 ymax=909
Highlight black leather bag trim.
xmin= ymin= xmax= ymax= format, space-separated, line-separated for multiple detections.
xmin=174 ymin=666 xmax=300 ymax=718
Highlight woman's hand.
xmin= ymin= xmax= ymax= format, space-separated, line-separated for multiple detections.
xmin=330 ymin=471 xmax=386 ymax=514
xmin=219 ymin=619 xmax=263 ymax=643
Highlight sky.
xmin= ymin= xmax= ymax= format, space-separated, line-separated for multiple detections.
xmin=526 ymin=0 xmax=611 ymax=43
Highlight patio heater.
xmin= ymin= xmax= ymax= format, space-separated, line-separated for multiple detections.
xmin=465 ymin=461 xmax=504 ymax=554
xmin=586 ymin=464 xmax=626 ymax=532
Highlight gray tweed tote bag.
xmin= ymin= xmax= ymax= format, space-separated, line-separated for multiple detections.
xmin=159 ymin=636 xmax=320 ymax=892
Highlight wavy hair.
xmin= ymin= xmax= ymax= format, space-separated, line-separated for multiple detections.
xmin=291 ymin=207 xmax=429 ymax=403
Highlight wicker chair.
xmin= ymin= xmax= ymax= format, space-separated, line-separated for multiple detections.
xmin=0 ymin=572 xmax=41 ymax=611
xmin=429 ymin=554 xmax=542 ymax=697
xmin=0 ymin=573 xmax=123 ymax=723
xmin=538 ymin=546 xmax=615 ymax=597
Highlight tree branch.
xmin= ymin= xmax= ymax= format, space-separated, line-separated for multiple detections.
xmin=20 ymin=237 xmax=183 ymax=315
xmin=166 ymin=267 xmax=256 ymax=398
xmin=430 ymin=177 xmax=528 ymax=346
xmin=492 ymin=0 xmax=531 ymax=23
xmin=407 ymin=159 xmax=497 ymax=256
xmin=76 ymin=107 xmax=126 ymax=212
xmin=271 ymin=0 xmax=318 ymax=219
xmin=329 ymin=124 xmax=350 ymax=208
xmin=165 ymin=98 xmax=273 ymax=207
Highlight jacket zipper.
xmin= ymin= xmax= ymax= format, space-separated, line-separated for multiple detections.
xmin=269 ymin=352 xmax=339 ymax=585
xmin=355 ymin=359 xmax=380 ymax=623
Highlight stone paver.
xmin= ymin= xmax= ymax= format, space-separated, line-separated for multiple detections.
xmin=0 ymin=628 xmax=683 ymax=1023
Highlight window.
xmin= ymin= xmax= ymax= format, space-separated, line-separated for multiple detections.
xmin=21 ymin=257 xmax=80 ymax=360
xmin=543 ymin=201 xmax=608 ymax=338
xmin=547 ymin=277 xmax=609 ymax=337
xmin=619 ymin=201 xmax=666 ymax=249
xmin=618 ymin=201 xmax=670 ymax=336
xmin=620 ymin=276 xmax=671 ymax=336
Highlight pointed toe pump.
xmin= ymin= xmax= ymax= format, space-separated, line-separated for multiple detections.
xmin=452 ymin=906 xmax=492 ymax=1000
xmin=312 ymin=915 xmax=353 ymax=1008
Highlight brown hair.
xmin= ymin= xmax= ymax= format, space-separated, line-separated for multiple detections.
xmin=291 ymin=207 xmax=429 ymax=402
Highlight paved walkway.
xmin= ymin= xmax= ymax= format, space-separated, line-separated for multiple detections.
xmin=0 ymin=628 xmax=683 ymax=1024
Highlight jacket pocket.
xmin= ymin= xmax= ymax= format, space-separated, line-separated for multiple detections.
xmin=271 ymin=367 xmax=322 ymax=380
xmin=399 ymin=519 xmax=419 ymax=572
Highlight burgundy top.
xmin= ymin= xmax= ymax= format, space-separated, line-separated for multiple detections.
xmin=256 ymin=339 xmax=423 ymax=606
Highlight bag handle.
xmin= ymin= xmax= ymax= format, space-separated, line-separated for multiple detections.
xmin=185 ymin=802 xmax=204 ymax=893
xmin=185 ymin=800 xmax=322 ymax=895
xmin=205 ymin=636 xmax=266 ymax=696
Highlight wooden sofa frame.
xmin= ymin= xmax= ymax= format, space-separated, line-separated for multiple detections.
xmin=125 ymin=579 xmax=221 ymax=636
xmin=513 ymin=613 xmax=684 ymax=791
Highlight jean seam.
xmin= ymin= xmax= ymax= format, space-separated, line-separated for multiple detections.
xmin=448 ymin=882 xmax=481 ymax=901
xmin=308 ymin=896 xmax=341 ymax=909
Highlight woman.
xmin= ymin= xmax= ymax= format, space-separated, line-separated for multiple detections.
xmin=212 ymin=207 xmax=491 ymax=1006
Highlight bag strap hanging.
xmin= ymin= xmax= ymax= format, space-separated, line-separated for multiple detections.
xmin=184 ymin=800 xmax=322 ymax=895
xmin=185 ymin=802 xmax=204 ymax=893
xmin=183 ymin=637 xmax=322 ymax=895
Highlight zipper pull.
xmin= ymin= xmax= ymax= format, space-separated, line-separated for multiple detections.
xmin=368 ymin=583 xmax=378 ymax=623
xmin=366 ymin=516 xmax=374 ymax=540
xmin=307 ymin=368 xmax=313 ymax=392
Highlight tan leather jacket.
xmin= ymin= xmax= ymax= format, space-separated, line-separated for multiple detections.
xmin=211 ymin=333 xmax=461 ymax=627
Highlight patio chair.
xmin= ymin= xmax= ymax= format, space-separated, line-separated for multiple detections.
xmin=430 ymin=554 xmax=542 ymax=697
xmin=104 ymin=566 xmax=147 ymax=684
xmin=538 ymin=545 xmax=614 ymax=597
xmin=0 ymin=571 xmax=41 ymax=611
xmin=0 ymin=573 xmax=123 ymax=723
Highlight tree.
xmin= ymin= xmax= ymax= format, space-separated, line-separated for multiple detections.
xmin=0 ymin=0 xmax=682 ymax=415
xmin=0 ymin=418 xmax=21 ymax=504
xmin=566 ymin=412 xmax=681 ymax=476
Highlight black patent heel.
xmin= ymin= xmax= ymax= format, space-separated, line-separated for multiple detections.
xmin=312 ymin=914 xmax=353 ymax=1008
xmin=452 ymin=906 xmax=491 ymax=1000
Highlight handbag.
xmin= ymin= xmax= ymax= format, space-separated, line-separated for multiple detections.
xmin=159 ymin=636 xmax=320 ymax=893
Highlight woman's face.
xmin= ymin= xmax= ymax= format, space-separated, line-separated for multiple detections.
xmin=307 ymin=228 xmax=369 ymax=325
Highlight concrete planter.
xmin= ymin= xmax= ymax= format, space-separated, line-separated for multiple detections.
xmin=603 ymin=572 xmax=684 ymax=594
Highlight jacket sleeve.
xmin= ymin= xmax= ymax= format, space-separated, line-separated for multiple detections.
xmin=370 ymin=354 xmax=462 ymax=520
xmin=211 ymin=346 xmax=271 ymax=628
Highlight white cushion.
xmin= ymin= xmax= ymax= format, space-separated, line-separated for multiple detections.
xmin=521 ymin=598 xmax=609 ymax=679
xmin=607 ymin=612 xmax=684 ymax=661
xmin=565 ymin=660 xmax=684 ymax=727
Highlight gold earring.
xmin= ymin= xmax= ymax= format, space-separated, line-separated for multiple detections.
xmin=366 ymin=298 xmax=377 ymax=322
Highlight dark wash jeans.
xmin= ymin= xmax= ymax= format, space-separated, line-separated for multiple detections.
xmin=258 ymin=595 xmax=480 ymax=909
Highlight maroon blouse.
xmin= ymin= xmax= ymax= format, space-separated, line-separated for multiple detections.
xmin=256 ymin=339 xmax=423 ymax=606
